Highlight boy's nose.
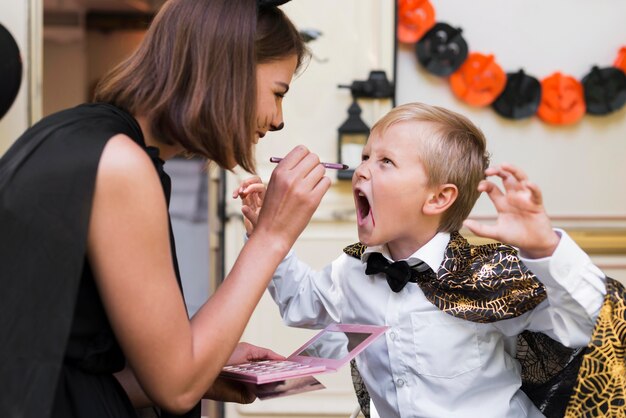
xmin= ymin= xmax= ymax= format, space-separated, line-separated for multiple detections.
xmin=353 ymin=161 xmax=369 ymax=180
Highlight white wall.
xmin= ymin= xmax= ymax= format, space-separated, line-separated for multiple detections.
xmin=395 ymin=0 xmax=626 ymax=281
xmin=396 ymin=0 xmax=626 ymax=222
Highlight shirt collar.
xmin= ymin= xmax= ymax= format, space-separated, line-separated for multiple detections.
xmin=362 ymin=232 xmax=450 ymax=272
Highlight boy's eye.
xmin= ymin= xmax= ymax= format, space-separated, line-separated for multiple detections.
xmin=382 ymin=158 xmax=393 ymax=165
xmin=361 ymin=155 xmax=369 ymax=161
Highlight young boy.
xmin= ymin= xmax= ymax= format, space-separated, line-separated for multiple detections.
xmin=234 ymin=103 xmax=607 ymax=418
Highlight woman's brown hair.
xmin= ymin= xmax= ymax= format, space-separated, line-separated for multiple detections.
xmin=94 ymin=0 xmax=307 ymax=173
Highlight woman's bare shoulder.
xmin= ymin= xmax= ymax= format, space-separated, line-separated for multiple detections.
xmin=97 ymin=134 xmax=156 ymax=181
xmin=91 ymin=133 xmax=167 ymax=227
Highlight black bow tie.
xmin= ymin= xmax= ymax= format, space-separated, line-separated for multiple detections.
xmin=365 ymin=252 xmax=435 ymax=292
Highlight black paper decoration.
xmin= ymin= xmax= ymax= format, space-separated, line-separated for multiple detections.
xmin=415 ymin=23 xmax=468 ymax=77
xmin=0 ymin=23 xmax=22 ymax=120
xmin=492 ymin=70 xmax=542 ymax=120
xmin=582 ymin=66 xmax=626 ymax=115
xmin=399 ymin=0 xmax=626 ymax=124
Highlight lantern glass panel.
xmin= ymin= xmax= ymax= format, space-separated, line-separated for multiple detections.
xmin=340 ymin=133 xmax=368 ymax=169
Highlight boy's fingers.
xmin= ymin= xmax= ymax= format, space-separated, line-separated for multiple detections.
xmin=232 ymin=186 xmax=243 ymax=199
xmin=241 ymin=176 xmax=262 ymax=186
xmin=463 ymin=219 xmax=499 ymax=241
xmin=479 ymin=180 xmax=503 ymax=200
xmin=241 ymin=206 xmax=258 ymax=223
xmin=486 ymin=165 xmax=526 ymax=193
xmin=241 ymin=183 xmax=266 ymax=196
xmin=232 ymin=176 xmax=263 ymax=199
xmin=500 ymin=163 xmax=529 ymax=183
xmin=483 ymin=165 xmax=500 ymax=177
xmin=479 ymin=180 xmax=512 ymax=213
xmin=524 ymin=181 xmax=542 ymax=201
xmin=499 ymin=169 xmax=525 ymax=193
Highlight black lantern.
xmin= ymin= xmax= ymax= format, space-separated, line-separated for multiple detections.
xmin=337 ymin=70 xmax=393 ymax=180
xmin=337 ymin=99 xmax=370 ymax=180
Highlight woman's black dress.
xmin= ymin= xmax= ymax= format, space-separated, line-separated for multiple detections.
xmin=0 ymin=103 xmax=200 ymax=418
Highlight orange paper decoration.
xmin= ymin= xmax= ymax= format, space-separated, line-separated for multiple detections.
xmin=399 ymin=0 xmax=625 ymax=125
xmin=614 ymin=46 xmax=626 ymax=74
xmin=449 ymin=53 xmax=506 ymax=106
xmin=537 ymin=72 xmax=586 ymax=125
xmin=397 ymin=0 xmax=436 ymax=44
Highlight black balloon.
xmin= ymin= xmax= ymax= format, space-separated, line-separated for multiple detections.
xmin=415 ymin=22 xmax=468 ymax=77
xmin=492 ymin=70 xmax=542 ymax=120
xmin=582 ymin=66 xmax=626 ymax=115
xmin=0 ymin=24 xmax=23 ymax=120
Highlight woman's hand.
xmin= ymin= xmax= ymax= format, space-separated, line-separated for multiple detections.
xmin=226 ymin=341 xmax=284 ymax=366
xmin=202 ymin=342 xmax=285 ymax=404
xmin=252 ymin=146 xmax=331 ymax=252
xmin=463 ymin=163 xmax=560 ymax=259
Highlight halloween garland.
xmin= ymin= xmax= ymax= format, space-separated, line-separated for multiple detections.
xmin=397 ymin=0 xmax=626 ymax=125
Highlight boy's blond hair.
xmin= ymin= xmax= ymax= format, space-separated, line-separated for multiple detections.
xmin=371 ymin=102 xmax=490 ymax=232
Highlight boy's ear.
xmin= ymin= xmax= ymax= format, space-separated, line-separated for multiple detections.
xmin=423 ymin=183 xmax=458 ymax=215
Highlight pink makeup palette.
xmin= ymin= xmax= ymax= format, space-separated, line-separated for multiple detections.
xmin=220 ymin=323 xmax=388 ymax=384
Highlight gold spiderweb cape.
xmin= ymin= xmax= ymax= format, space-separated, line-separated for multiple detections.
xmin=345 ymin=232 xmax=626 ymax=418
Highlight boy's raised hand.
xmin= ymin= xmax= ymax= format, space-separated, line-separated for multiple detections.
xmin=232 ymin=176 xmax=266 ymax=236
xmin=463 ymin=163 xmax=560 ymax=259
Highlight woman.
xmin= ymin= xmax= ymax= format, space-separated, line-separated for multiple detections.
xmin=0 ymin=0 xmax=331 ymax=417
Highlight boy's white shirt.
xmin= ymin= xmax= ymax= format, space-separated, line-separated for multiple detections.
xmin=266 ymin=230 xmax=606 ymax=418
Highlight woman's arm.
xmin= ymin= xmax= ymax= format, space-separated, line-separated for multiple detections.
xmin=115 ymin=342 xmax=283 ymax=407
xmin=116 ymin=367 xmax=256 ymax=407
xmin=89 ymin=137 xmax=329 ymax=413
xmin=234 ymin=176 xmax=342 ymax=328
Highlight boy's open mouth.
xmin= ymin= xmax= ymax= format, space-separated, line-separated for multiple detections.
xmin=355 ymin=189 xmax=374 ymax=226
